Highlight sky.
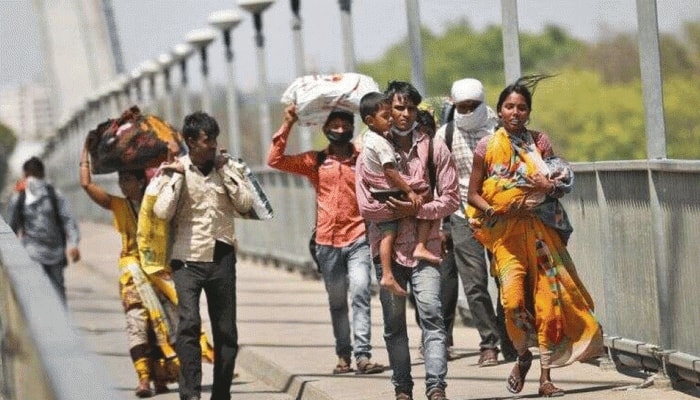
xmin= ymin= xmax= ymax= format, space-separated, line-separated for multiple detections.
xmin=1 ymin=0 xmax=699 ymax=93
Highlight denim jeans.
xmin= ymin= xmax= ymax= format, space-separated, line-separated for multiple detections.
xmin=315 ymin=236 xmax=373 ymax=360
xmin=172 ymin=242 xmax=238 ymax=400
xmin=375 ymin=260 xmax=447 ymax=396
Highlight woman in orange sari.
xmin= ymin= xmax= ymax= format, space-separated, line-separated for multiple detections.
xmin=467 ymin=76 xmax=603 ymax=397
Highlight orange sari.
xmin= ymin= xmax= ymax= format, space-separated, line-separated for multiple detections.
xmin=468 ymin=128 xmax=603 ymax=367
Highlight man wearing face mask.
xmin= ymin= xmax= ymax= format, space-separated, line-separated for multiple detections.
xmin=434 ymin=78 xmax=515 ymax=367
xmin=267 ymin=105 xmax=384 ymax=376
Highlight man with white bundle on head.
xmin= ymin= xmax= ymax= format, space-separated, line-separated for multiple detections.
xmin=435 ymin=78 xmax=516 ymax=366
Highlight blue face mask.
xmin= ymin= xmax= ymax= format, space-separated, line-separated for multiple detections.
xmin=325 ymin=130 xmax=353 ymax=144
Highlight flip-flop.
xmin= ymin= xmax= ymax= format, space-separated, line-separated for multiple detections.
xmin=538 ymin=381 xmax=565 ymax=397
xmin=506 ymin=351 xmax=532 ymax=394
xmin=356 ymin=358 xmax=384 ymax=375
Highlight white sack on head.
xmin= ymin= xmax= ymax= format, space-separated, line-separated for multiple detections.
xmin=280 ymin=73 xmax=380 ymax=127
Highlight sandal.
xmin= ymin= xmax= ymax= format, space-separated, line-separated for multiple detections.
xmin=356 ymin=357 xmax=384 ymax=375
xmin=332 ymin=355 xmax=354 ymax=374
xmin=538 ymin=381 xmax=565 ymax=397
xmin=506 ymin=350 xmax=532 ymax=394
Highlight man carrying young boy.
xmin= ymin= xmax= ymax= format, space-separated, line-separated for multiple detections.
xmin=358 ymin=92 xmax=441 ymax=297
xmin=356 ymin=81 xmax=460 ymax=400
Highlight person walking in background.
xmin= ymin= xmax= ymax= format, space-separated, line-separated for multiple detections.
xmin=356 ymin=81 xmax=460 ymax=400
xmin=7 ymin=156 xmax=80 ymax=304
xmin=467 ymin=75 xmax=603 ymax=397
xmin=79 ymin=139 xmax=181 ymax=397
xmin=434 ymin=78 xmax=512 ymax=366
xmin=153 ymin=111 xmax=254 ymax=400
xmin=267 ymin=104 xmax=384 ymax=376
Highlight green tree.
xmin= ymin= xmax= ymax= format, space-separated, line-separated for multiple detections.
xmin=0 ymin=121 xmax=18 ymax=190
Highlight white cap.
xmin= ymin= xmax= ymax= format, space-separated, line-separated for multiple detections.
xmin=451 ymin=78 xmax=484 ymax=103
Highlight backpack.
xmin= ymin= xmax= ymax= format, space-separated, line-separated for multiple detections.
xmin=10 ymin=184 xmax=66 ymax=246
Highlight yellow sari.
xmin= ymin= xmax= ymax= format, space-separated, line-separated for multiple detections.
xmin=468 ymin=128 xmax=603 ymax=367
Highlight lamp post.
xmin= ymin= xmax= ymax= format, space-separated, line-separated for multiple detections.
xmin=209 ymin=9 xmax=244 ymax=155
xmin=405 ymin=0 xmax=426 ymax=95
xmin=239 ymin=0 xmax=275 ymax=165
xmin=172 ymin=43 xmax=194 ymax=121
xmin=114 ymin=74 xmax=129 ymax=111
xmin=289 ymin=0 xmax=312 ymax=152
xmin=140 ymin=59 xmax=160 ymax=111
xmin=289 ymin=0 xmax=305 ymax=77
xmin=157 ymin=53 xmax=176 ymax=123
xmin=337 ymin=0 xmax=356 ymax=72
xmin=186 ymin=28 xmax=218 ymax=114
xmin=130 ymin=67 xmax=143 ymax=105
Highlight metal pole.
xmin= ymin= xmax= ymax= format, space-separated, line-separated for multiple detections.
xmin=636 ymin=0 xmax=667 ymax=160
xmin=338 ymin=0 xmax=357 ymax=72
xmin=223 ymin=29 xmax=243 ymax=155
xmin=636 ymin=0 xmax=670 ymax=352
xmin=290 ymin=0 xmax=306 ymax=77
xmin=290 ymin=0 xmax=312 ymax=151
xmin=405 ymin=0 xmax=426 ymax=95
xmin=199 ymin=46 xmax=212 ymax=113
xmin=179 ymin=59 xmax=190 ymax=120
xmin=254 ymin=12 xmax=273 ymax=165
xmin=500 ymin=0 xmax=522 ymax=84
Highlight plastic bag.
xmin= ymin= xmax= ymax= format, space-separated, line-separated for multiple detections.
xmin=228 ymin=156 xmax=274 ymax=220
xmin=280 ymin=73 xmax=380 ymax=127
xmin=87 ymin=106 xmax=182 ymax=174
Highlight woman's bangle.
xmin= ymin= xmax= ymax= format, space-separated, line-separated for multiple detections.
xmin=79 ymin=161 xmax=90 ymax=167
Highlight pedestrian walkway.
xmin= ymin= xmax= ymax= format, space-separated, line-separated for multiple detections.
xmin=67 ymin=222 xmax=699 ymax=400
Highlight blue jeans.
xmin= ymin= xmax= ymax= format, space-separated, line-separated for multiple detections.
xmin=375 ymin=260 xmax=447 ymax=396
xmin=315 ymin=236 xmax=373 ymax=360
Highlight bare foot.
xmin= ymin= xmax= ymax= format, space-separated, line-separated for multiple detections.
xmin=380 ymin=275 xmax=407 ymax=296
xmin=413 ymin=245 xmax=442 ymax=265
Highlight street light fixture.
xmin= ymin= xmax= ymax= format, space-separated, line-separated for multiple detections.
xmin=209 ymin=9 xmax=244 ymax=155
xmin=140 ymin=59 xmax=160 ymax=110
xmin=129 ymin=67 xmax=143 ymax=105
xmin=172 ymin=42 xmax=195 ymax=120
xmin=185 ymin=27 xmax=217 ymax=113
xmin=239 ymin=0 xmax=275 ymax=165
xmin=157 ymin=53 xmax=176 ymax=122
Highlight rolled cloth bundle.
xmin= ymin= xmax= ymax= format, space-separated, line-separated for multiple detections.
xmin=86 ymin=106 xmax=182 ymax=174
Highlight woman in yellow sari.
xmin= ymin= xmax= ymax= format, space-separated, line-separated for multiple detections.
xmin=467 ymin=76 xmax=603 ymax=397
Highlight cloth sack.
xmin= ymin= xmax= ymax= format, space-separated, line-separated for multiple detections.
xmin=87 ymin=106 xmax=182 ymax=174
xmin=137 ymin=173 xmax=172 ymax=275
xmin=280 ymin=73 xmax=379 ymax=127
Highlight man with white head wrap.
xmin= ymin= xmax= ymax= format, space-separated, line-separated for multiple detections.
xmin=435 ymin=78 xmax=515 ymax=366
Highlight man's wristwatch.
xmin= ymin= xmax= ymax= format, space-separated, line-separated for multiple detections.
xmin=484 ymin=206 xmax=496 ymax=217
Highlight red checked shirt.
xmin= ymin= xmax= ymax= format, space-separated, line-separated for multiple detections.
xmin=267 ymin=124 xmax=366 ymax=248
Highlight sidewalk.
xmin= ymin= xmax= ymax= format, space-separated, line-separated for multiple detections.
xmin=67 ymin=222 xmax=699 ymax=400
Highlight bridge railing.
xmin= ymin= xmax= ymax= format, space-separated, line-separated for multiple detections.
xmin=0 ymin=220 xmax=118 ymax=400
xmin=12 ymin=159 xmax=700 ymax=387
xmin=233 ymin=159 xmax=700 ymax=384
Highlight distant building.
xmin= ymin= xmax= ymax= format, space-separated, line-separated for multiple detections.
xmin=0 ymin=83 xmax=54 ymax=141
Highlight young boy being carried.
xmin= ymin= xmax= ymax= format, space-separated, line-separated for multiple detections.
xmin=359 ymin=92 xmax=441 ymax=291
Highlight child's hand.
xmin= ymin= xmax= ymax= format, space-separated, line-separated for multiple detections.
xmin=406 ymin=191 xmax=423 ymax=208
xmin=380 ymin=274 xmax=407 ymax=296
